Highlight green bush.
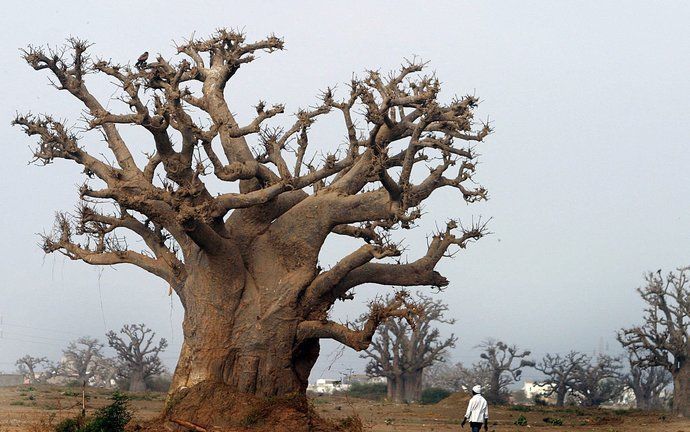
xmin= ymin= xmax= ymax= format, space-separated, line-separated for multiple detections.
xmin=53 ymin=392 xmax=132 ymax=432
xmin=533 ymin=394 xmax=549 ymax=406
xmin=545 ymin=417 xmax=563 ymax=426
xmin=84 ymin=392 xmax=132 ymax=432
xmin=346 ymin=382 xmax=387 ymax=400
xmin=514 ymin=414 xmax=528 ymax=426
xmin=509 ymin=405 xmax=531 ymax=412
xmin=420 ymin=387 xmax=452 ymax=404
xmin=55 ymin=417 xmax=85 ymax=432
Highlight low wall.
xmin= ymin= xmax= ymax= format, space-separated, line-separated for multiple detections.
xmin=0 ymin=374 xmax=24 ymax=387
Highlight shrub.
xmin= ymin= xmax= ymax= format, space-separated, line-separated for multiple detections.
xmin=83 ymin=392 xmax=131 ymax=432
xmin=534 ymin=394 xmax=549 ymax=406
xmin=509 ymin=405 xmax=531 ymax=412
xmin=543 ymin=417 xmax=564 ymax=426
xmin=420 ymin=387 xmax=452 ymax=404
xmin=55 ymin=417 xmax=84 ymax=432
xmin=514 ymin=415 xmax=528 ymax=426
xmin=346 ymin=382 xmax=387 ymax=400
xmin=53 ymin=392 xmax=132 ymax=432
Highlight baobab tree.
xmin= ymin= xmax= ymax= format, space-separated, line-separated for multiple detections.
xmin=534 ymin=351 xmax=588 ymax=406
xmin=363 ymin=294 xmax=456 ymax=402
xmin=619 ymin=268 xmax=690 ymax=415
xmin=15 ymin=355 xmax=50 ymax=384
xmin=58 ymin=337 xmax=106 ymax=384
xmin=14 ymin=29 xmax=490 ymax=429
xmin=570 ymin=354 xmax=624 ymax=407
xmin=624 ymin=352 xmax=671 ymax=410
xmin=106 ymin=324 xmax=168 ymax=392
xmin=477 ymin=340 xmax=534 ymax=403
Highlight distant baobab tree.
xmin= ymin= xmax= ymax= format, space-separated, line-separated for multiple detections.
xmin=570 ymin=354 xmax=624 ymax=407
xmin=624 ymin=351 xmax=671 ymax=410
xmin=478 ymin=339 xmax=534 ymax=403
xmin=14 ymin=29 xmax=490 ymax=429
xmin=106 ymin=324 xmax=168 ymax=392
xmin=535 ymin=351 xmax=588 ymax=406
xmin=15 ymin=355 xmax=50 ymax=384
xmin=58 ymin=337 xmax=106 ymax=384
xmin=363 ymin=293 xmax=456 ymax=402
xmin=619 ymin=268 xmax=690 ymax=416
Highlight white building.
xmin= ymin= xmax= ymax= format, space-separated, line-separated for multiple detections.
xmin=344 ymin=374 xmax=386 ymax=385
xmin=307 ymin=378 xmax=351 ymax=394
xmin=522 ymin=381 xmax=555 ymax=401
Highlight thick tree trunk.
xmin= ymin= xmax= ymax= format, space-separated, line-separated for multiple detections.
xmin=673 ymin=365 xmax=690 ymax=416
xmin=129 ymin=368 xmax=147 ymax=393
xmin=386 ymin=371 xmax=423 ymax=403
xmin=387 ymin=377 xmax=396 ymax=401
xmin=26 ymin=366 xmax=37 ymax=384
xmin=391 ymin=375 xmax=405 ymax=403
xmin=162 ymin=254 xmax=321 ymax=430
xmin=556 ymin=387 xmax=566 ymax=407
xmin=488 ymin=371 xmax=502 ymax=404
xmin=388 ymin=374 xmax=418 ymax=403
xmin=402 ymin=371 xmax=422 ymax=403
xmin=633 ymin=388 xmax=651 ymax=410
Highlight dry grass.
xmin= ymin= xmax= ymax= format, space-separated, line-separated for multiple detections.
xmin=0 ymin=385 xmax=688 ymax=432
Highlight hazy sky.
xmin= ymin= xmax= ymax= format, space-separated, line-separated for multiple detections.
xmin=0 ymin=1 xmax=688 ymax=384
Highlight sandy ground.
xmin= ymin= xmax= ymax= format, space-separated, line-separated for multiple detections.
xmin=0 ymin=385 xmax=688 ymax=431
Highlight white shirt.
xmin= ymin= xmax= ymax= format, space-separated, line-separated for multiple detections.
xmin=465 ymin=394 xmax=489 ymax=422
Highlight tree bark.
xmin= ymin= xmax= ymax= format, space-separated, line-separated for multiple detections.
xmin=402 ymin=371 xmax=423 ymax=403
xmin=393 ymin=375 xmax=405 ymax=403
xmin=129 ymin=368 xmax=147 ymax=393
xmin=488 ymin=371 xmax=502 ymax=404
xmin=163 ymin=253 xmax=320 ymax=428
xmin=387 ymin=372 xmax=422 ymax=403
xmin=556 ymin=387 xmax=566 ymax=407
xmin=633 ymin=387 xmax=651 ymax=410
xmin=387 ymin=378 xmax=396 ymax=401
xmin=673 ymin=365 xmax=690 ymax=416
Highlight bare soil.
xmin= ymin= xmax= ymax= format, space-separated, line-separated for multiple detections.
xmin=0 ymin=385 xmax=688 ymax=432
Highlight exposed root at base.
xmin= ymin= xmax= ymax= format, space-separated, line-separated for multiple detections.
xmin=130 ymin=382 xmax=362 ymax=432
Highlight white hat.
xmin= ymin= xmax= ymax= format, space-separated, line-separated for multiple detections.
xmin=472 ymin=385 xmax=482 ymax=394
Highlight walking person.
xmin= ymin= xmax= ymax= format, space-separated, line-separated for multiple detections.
xmin=461 ymin=385 xmax=489 ymax=432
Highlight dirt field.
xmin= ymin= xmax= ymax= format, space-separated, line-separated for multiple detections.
xmin=0 ymin=385 xmax=689 ymax=431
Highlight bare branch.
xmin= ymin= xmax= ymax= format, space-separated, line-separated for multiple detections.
xmin=297 ymin=291 xmax=417 ymax=351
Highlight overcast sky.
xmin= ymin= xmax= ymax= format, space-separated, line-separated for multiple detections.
xmin=0 ymin=1 xmax=688 ymax=384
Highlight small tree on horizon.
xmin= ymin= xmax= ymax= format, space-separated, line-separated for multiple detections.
xmin=477 ymin=339 xmax=534 ymax=404
xmin=534 ymin=351 xmax=588 ymax=406
xmin=570 ymin=354 xmax=624 ymax=407
xmin=58 ymin=336 xmax=107 ymax=385
xmin=15 ymin=355 xmax=51 ymax=384
xmin=106 ymin=324 xmax=168 ymax=392
xmin=624 ymin=352 xmax=671 ymax=410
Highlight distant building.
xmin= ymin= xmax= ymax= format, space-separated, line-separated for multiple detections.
xmin=307 ymin=378 xmax=350 ymax=394
xmin=522 ymin=381 xmax=556 ymax=403
xmin=0 ymin=374 xmax=24 ymax=387
xmin=343 ymin=374 xmax=386 ymax=385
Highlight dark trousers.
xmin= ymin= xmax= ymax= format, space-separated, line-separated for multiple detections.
xmin=470 ymin=422 xmax=483 ymax=432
